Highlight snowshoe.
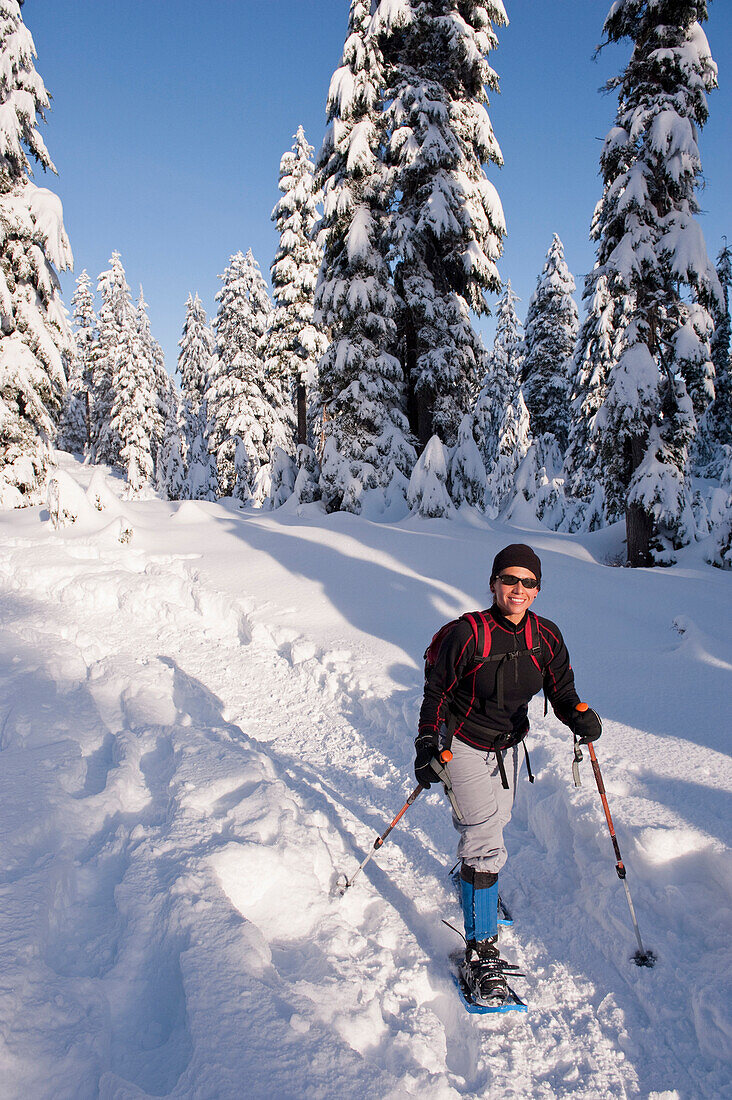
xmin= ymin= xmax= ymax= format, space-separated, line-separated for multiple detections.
xmin=451 ymin=938 xmax=528 ymax=1015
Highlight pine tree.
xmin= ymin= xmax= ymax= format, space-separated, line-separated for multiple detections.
xmin=186 ymin=398 xmax=217 ymax=501
xmin=588 ymin=0 xmax=720 ymax=565
xmin=60 ymin=271 xmax=97 ymax=453
xmin=380 ymin=0 xmax=508 ymax=447
xmin=472 ymin=279 xmax=522 ymax=476
xmin=486 ymin=387 xmax=531 ymax=514
xmin=91 ymin=252 xmax=133 ymax=466
xmin=521 ymin=235 xmax=578 ymax=451
xmin=407 ymin=434 xmax=454 ymax=517
xmin=177 ymin=292 xmax=215 ymax=486
xmin=136 ymin=287 xmax=169 ymax=479
xmin=157 ymin=396 xmax=186 ymax=500
xmin=701 ymin=242 xmax=732 ymax=459
xmin=315 ymin=0 xmax=415 ymax=513
xmin=450 ymin=413 xmax=487 ymax=508
xmin=0 ymin=0 xmax=74 ymax=506
xmin=206 ymin=250 xmax=278 ymax=500
xmin=564 ymin=267 xmax=631 ymax=507
xmin=268 ymin=126 xmax=327 ymax=446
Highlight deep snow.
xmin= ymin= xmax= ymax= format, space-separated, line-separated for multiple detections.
xmin=0 ymin=453 xmax=730 ymax=1099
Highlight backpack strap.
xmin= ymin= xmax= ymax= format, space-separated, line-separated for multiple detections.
xmin=526 ymin=611 xmax=549 ymax=715
xmin=461 ymin=611 xmax=491 ymax=665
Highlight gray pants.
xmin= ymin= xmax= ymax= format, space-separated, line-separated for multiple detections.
xmin=445 ymin=737 xmax=521 ymax=875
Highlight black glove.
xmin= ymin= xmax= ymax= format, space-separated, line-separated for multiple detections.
xmin=414 ymin=733 xmax=441 ymax=788
xmin=572 ymin=705 xmax=602 ymax=745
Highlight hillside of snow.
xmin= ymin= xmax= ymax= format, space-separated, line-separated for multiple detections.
xmin=0 ymin=453 xmax=730 ymax=1100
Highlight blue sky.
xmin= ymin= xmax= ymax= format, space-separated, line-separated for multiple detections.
xmin=28 ymin=0 xmax=731 ymax=376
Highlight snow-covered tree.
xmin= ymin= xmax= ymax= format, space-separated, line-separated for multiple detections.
xmin=177 ymin=292 xmax=214 ymax=481
xmin=206 ymin=250 xmax=279 ymax=500
xmin=315 ymin=0 xmax=415 ymax=513
xmin=486 ymin=387 xmax=531 ymax=514
xmin=472 ymin=279 xmax=523 ymax=476
xmin=136 ymin=287 xmax=168 ymax=475
xmin=186 ymin=397 xmax=217 ymax=501
xmin=588 ymin=0 xmax=720 ymax=565
xmin=564 ymin=268 xmax=631 ymax=508
xmin=380 ymin=0 xmax=508 ymax=447
xmin=0 ymin=0 xmax=74 ymax=506
xmin=57 ymin=270 xmax=96 ymax=454
xmin=91 ymin=253 xmax=133 ymax=466
xmin=291 ymin=443 xmax=320 ymax=505
xmin=521 ymin=235 xmax=578 ymax=451
xmin=268 ymin=126 xmax=327 ymax=446
xmin=268 ymin=446 xmax=297 ymax=508
xmin=407 ymin=434 xmax=454 ymax=517
xmin=156 ymin=397 xmax=185 ymax=500
xmin=700 ymin=242 xmax=732 ymax=461
xmin=450 ymin=413 xmax=487 ymax=508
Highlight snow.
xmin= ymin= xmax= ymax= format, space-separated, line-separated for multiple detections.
xmin=0 ymin=452 xmax=730 ymax=1098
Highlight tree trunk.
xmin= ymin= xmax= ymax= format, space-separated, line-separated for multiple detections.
xmin=625 ymin=431 xmax=653 ymax=565
xmin=626 ymin=502 xmax=654 ymax=566
xmin=296 ymin=381 xmax=307 ymax=446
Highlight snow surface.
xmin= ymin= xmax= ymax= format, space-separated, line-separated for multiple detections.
xmin=0 ymin=453 xmax=730 ymax=1099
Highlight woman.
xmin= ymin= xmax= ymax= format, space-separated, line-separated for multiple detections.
xmin=415 ymin=543 xmax=601 ymax=1007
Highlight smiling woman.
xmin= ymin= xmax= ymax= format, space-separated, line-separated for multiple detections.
xmin=414 ymin=541 xmax=602 ymax=1009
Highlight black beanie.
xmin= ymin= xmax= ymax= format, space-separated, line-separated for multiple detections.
xmin=490 ymin=543 xmax=542 ymax=585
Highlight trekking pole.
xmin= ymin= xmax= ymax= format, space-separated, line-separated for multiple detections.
xmin=581 ymin=728 xmax=656 ymax=968
xmin=340 ymin=749 xmax=454 ymax=892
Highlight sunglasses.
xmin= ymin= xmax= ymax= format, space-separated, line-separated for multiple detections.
xmin=496 ymin=574 xmax=540 ymax=590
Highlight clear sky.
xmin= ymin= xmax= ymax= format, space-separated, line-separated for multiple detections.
xmin=27 ymin=0 xmax=731 ymax=377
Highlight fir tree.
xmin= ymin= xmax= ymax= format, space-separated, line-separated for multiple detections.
xmin=521 ymin=234 xmax=578 ymax=452
xmin=486 ymin=387 xmax=531 ymax=514
xmin=315 ymin=0 xmax=415 ymax=513
xmin=186 ymin=397 xmax=217 ymax=501
xmin=564 ymin=268 xmax=631 ymax=508
xmin=206 ymin=250 xmax=278 ymax=499
xmin=268 ymin=126 xmax=327 ymax=446
xmin=91 ymin=253 xmax=134 ymax=466
xmin=450 ymin=413 xmax=487 ymax=508
xmin=0 ymin=0 xmax=74 ymax=506
xmin=702 ymin=241 xmax=732 ymax=457
xmin=136 ymin=287 xmax=167 ymax=477
xmin=407 ymin=434 xmax=453 ymax=517
xmin=157 ymin=396 xmax=186 ymax=500
xmin=380 ymin=0 xmax=508 ymax=447
xmin=177 ymin=292 xmax=215 ymax=484
xmin=472 ymin=279 xmax=522 ymax=477
xmin=589 ymin=0 xmax=720 ymax=565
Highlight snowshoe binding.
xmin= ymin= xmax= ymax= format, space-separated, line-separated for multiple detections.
xmin=453 ymin=937 xmax=527 ymax=1014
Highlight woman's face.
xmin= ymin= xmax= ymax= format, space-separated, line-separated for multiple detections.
xmin=490 ymin=566 xmax=540 ymax=622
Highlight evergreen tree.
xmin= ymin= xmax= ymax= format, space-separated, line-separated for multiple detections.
xmin=206 ymin=250 xmax=277 ymax=499
xmin=588 ymin=0 xmax=720 ymax=564
xmin=486 ymin=387 xmax=531 ymax=514
xmin=91 ymin=252 xmax=133 ymax=466
xmin=521 ymin=234 xmax=578 ymax=451
xmin=177 ymin=292 xmax=215 ymax=484
xmin=472 ymin=279 xmax=522 ymax=476
xmin=0 ymin=0 xmax=74 ymax=506
xmin=450 ymin=413 xmax=487 ymax=508
xmin=407 ymin=434 xmax=453 ymax=517
xmin=564 ymin=268 xmax=631 ymax=507
xmin=136 ymin=287 xmax=168 ymax=476
xmin=186 ymin=398 xmax=218 ymax=501
xmin=58 ymin=270 xmax=97 ymax=454
xmin=380 ymin=0 xmax=508 ymax=447
xmin=702 ymin=241 xmax=732 ymax=458
xmin=157 ymin=397 xmax=186 ymax=500
xmin=268 ymin=126 xmax=327 ymax=446
xmin=315 ymin=0 xmax=415 ymax=513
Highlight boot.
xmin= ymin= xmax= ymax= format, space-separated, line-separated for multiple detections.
xmin=460 ymin=935 xmax=510 ymax=1007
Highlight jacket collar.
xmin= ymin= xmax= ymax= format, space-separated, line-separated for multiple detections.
xmin=487 ymin=603 xmax=529 ymax=632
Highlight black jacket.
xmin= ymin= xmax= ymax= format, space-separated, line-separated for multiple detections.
xmin=418 ymin=605 xmax=581 ymax=751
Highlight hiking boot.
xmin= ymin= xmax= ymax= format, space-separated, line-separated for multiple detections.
xmin=460 ymin=936 xmax=509 ymax=1007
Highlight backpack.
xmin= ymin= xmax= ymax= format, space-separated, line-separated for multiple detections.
xmin=424 ymin=610 xmax=547 ymax=786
